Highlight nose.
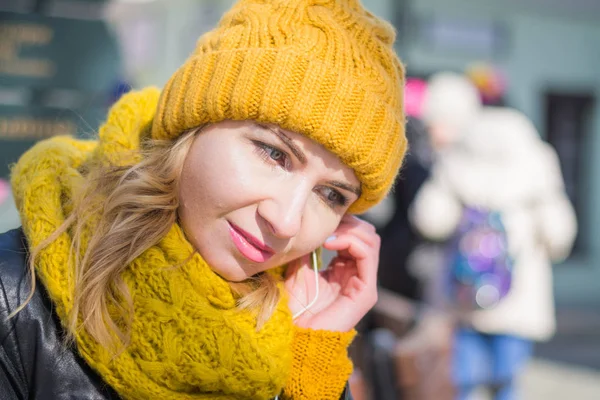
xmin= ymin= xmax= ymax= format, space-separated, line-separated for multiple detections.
xmin=257 ymin=179 xmax=311 ymax=239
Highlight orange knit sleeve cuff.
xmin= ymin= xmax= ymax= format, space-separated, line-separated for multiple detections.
xmin=282 ymin=326 xmax=356 ymax=400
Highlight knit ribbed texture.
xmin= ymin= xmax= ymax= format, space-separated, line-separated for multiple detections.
xmin=152 ymin=0 xmax=407 ymax=213
xmin=11 ymin=88 xmax=355 ymax=400
xmin=283 ymin=327 xmax=357 ymax=399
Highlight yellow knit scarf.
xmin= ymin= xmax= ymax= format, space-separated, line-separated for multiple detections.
xmin=10 ymin=88 xmax=293 ymax=399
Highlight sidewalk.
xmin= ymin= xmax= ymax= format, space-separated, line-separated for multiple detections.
xmin=523 ymin=307 xmax=600 ymax=399
xmin=521 ymin=359 xmax=600 ymax=400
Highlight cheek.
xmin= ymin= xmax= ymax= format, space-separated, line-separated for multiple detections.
xmin=179 ymin=158 xmax=221 ymax=219
xmin=179 ymin=143 xmax=256 ymax=217
xmin=288 ymin=209 xmax=341 ymax=260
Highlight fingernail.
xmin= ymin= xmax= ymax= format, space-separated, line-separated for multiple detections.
xmin=325 ymin=235 xmax=336 ymax=243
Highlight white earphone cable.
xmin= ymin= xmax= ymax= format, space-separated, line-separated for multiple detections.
xmin=292 ymin=250 xmax=320 ymax=320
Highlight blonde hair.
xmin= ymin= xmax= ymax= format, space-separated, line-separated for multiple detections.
xmin=17 ymin=126 xmax=280 ymax=349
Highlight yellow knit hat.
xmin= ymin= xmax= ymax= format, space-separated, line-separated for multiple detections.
xmin=152 ymin=0 xmax=407 ymax=213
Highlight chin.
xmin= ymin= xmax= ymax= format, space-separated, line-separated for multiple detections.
xmin=211 ymin=260 xmax=252 ymax=282
xmin=222 ymin=271 xmax=250 ymax=283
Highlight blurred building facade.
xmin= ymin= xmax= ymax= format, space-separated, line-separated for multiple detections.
xmin=0 ymin=0 xmax=122 ymax=177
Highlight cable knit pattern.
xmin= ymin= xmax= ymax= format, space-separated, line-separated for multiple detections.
xmin=152 ymin=0 xmax=407 ymax=213
xmin=283 ymin=327 xmax=356 ymax=399
xmin=11 ymin=89 xmax=356 ymax=400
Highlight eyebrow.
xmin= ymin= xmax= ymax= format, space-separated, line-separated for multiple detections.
xmin=260 ymin=124 xmax=307 ymax=164
xmin=329 ymin=180 xmax=362 ymax=197
xmin=257 ymin=123 xmax=362 ymax=197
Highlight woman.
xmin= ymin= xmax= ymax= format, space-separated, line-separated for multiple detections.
xmin=0 ymin=0 xmax=407 ymax=399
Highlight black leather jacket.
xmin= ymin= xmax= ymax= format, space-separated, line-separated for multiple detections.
xmin=0 ymin=229 xmax=352 ymax=399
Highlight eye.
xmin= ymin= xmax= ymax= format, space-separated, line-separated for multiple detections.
xmin=268 ymin=148 xmax=285 ymax=162
xmin=317 ymin=186 xmax=348 ymax=208
xmin=254 ymin=141 xmax=289 ymax=168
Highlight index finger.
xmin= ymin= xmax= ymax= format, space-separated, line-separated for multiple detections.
xmin=325 ymin=236 xmax=378 ymax=285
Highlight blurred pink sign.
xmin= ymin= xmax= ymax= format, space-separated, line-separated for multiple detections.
xmin=405 ymin=78 xmax=428 ymax=118
xmin=0 ymin=179 xmax=9 ymax=204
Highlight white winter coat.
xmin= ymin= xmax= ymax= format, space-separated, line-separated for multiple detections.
xmin=410 ymin=107 xmax=577 ymax=341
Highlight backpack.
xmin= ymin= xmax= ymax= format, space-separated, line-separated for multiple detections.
xmin=445 ymin=207 xmax=513 ymax=310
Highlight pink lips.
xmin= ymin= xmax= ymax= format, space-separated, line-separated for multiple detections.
xmin=228 ymin=222 xmax=274 ymax=263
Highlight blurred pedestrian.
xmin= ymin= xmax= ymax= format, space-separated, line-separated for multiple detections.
xmin=411 ymin=106 xmax=577 ymax=400
xmin=421 ymin=72 xmax=482 ymax=154
xmin=376 ymin=117 xmax=431 ymax=300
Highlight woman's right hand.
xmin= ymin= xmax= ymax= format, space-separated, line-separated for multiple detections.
xmin=285 ymin=215 xmax=380 ymax=332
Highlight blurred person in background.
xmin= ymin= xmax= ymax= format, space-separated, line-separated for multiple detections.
xmin=421 ymin=72 xmax=482 ymax=154
xmin=0 ymin=0 xmax=408 ymax=399
xmin=410 ymin=105 xmax=577 ymax=400
xmin=376 ymin=116 xmax=430 ymax=300
xmin=369 ymin=77 xmax=433 ymax=301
